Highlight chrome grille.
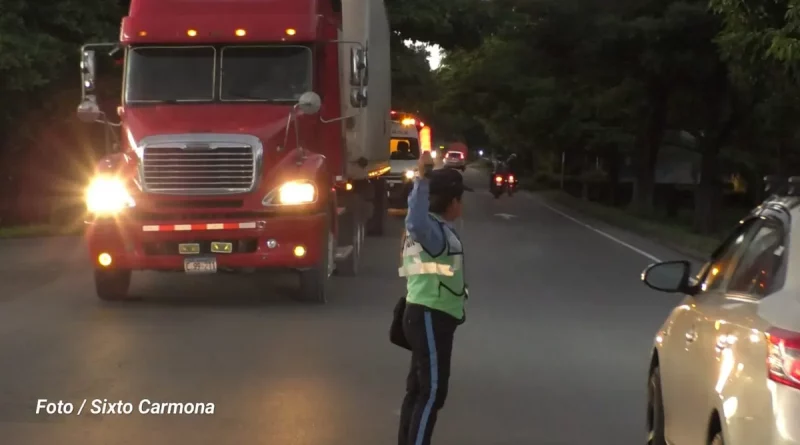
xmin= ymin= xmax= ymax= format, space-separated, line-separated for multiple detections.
xmin=142 ymin=145 xmax=256 ymax=194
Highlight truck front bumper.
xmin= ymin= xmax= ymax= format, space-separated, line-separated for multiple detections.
xmin=85 ymin=213 xmax=327 ymax=271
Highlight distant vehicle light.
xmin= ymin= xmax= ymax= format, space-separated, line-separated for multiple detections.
xmin=430 ymin=150 xmax=437 ymax=158
xmin=401 ymin=118 xmax=416 ymax=126
xmin=187 ymin=29 xmax=197 ymax=37
xmin=405 ymin=170 xmax=415 ymax=179
xmin=286 ymin=28 xmax=296 ymax=36
xmin=235 ymin=29 xmax=246 ymax=37
xmin=495 ymin=176 xmax=503 ymax=183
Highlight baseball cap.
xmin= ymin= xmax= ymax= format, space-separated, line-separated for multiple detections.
xmin=428 ymin=168 xmax=473 ymax=195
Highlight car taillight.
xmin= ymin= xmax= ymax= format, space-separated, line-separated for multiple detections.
xmin=508 ymin=175 xmax=515 ymax=181
xmin=767 ymin=328 xmax=800 ymax=389
xmin=495 ymin=176 xmax=503 ymax=183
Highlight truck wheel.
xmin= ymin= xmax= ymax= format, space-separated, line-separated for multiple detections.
xmin=94 ymin=269 xmax=132 ymax=301
xmin=366 ymin=178 xmax=386 ymax=236
xmin=335 ymin=205 xmax=360 ymax=277
xmin=297 ymin=219 xmax=333 ymax=304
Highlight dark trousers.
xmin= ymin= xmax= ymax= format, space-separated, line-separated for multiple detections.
xmin=398 ymin=303 xmax=458 ymax=445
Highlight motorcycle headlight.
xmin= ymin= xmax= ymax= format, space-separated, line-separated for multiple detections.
xmin=85 ymin=176 xmax=135 ymax=215
xmin=404 ymin=170 xmax=415 ymax=180
xmin=262 ymin=180 xmax=317 ymax=206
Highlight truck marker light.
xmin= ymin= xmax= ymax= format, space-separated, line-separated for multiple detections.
xmin=98 ymin=253 xmax=112 ymax=267
xmin=138 ymin=31 xmax=147 ymax=37
xmin=235 ymin=29 xmax=246 ymax=37
xmin=266 ymin=239 xmax=277 ymax=249
xmin=286 ymin=28 xmax=296 ymax=36
xmin=294 ymin=246 xmax=306 ymax=257
xmin=187 ymin=29 xmax=197 ymax=37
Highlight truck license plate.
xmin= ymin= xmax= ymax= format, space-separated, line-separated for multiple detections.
xmin=184 ymin=257 xmax=217 ymax=274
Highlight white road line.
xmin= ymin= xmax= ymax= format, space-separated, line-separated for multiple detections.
xmin=532 ymin=195 xmax=662 ymax=262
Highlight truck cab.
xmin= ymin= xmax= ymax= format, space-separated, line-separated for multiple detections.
xmin=75 ymin=0 xmax=391 ymax=303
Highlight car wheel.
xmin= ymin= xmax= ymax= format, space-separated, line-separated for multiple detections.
xmin=647 ymin=366 xmax=667 ymax=445
xmin=710 ymin=432 xmax=724 ymax=445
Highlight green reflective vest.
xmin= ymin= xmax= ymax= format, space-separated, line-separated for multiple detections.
xmin=399 ymin=213 xmax=467 ymax=320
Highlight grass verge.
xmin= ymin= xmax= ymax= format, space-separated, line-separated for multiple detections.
xmin=535 ymin=190 xmax=722 ymax=260
xmin=0 ymin=224 xmax=82 ymax=239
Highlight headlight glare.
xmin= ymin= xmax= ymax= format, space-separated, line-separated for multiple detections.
xmin=85 ymin=177 xmax=135 ymax=214
xmin=404 ymin=170 xmax=415 ymax=179
xmin=263 ymin=180 xmax=317 ymax=206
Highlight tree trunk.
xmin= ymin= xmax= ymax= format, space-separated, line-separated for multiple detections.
xmin=631 ymin=84 xmax=669 ymax=214
xmin=693 ymin=142 xmax=722 ymax=234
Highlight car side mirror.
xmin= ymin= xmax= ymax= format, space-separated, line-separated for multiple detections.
xmin=641 ymin=260 xmax=692 ymax=293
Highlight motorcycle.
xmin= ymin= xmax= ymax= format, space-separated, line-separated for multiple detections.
xmin=490 ymin=172 xmax=518 ymax=198
xmin=506 ymin=173 xmax=517 ymax=196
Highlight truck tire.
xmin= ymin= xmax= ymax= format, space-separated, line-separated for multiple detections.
xmin=94 ymin=269 xmax=132 ymax=301
xmin=366 ymin=178 xmax=386 ymax=236
xmin=335 ymin=204 xmax=360 ymax=276
xmin=297 ymin=214 xmax=333 ymax=304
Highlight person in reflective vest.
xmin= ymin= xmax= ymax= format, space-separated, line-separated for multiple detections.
xmin=397 ymin=151 xmax=471 ymax=445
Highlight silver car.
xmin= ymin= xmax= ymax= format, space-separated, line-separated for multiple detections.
xmin=443 ymin=151 xmax=466 ymax=170
xmin=641 ymin=186 xmax=800 ymax=445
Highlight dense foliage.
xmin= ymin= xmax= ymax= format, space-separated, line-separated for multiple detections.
xmin=0 ymin=0 xmax=798 ymax=234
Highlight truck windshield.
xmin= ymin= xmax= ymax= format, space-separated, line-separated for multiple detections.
xmin=390 ymin=138 xmax=420 ymax=160
xmin=125 ymin=46 xmax=215 ymax=103
xmin=220 ymin=46 xmax=311 ymax=102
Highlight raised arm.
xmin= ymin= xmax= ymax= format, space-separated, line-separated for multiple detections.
xmin=405 ymin=178 xmax=445 ymax=254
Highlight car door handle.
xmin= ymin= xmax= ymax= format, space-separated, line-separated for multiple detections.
xmin=685 ymin=329 xmax=698 ymax=343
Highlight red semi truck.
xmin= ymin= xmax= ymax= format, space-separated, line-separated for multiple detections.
xmin=76 ymin=0 xmax=392 ymax=303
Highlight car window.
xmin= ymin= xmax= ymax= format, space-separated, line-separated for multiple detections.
xmin=726 ymin=222 xmax=785 ymax=298
xmin=698 ymin=219 xmax=761 ymax=293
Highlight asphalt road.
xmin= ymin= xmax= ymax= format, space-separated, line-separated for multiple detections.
xmin=0 ymin=168 xmax=694 ymax=444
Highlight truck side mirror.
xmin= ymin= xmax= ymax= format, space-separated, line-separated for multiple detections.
xmin=77 ymin=96 xmax=102 ymax=123
xmin=297 ymin=91 xmax=322 ymax=115
xmin=349 ymin=47 xmax=368 ymax=86
xmin=81 ymin=50 xmax=97 ymax=93
xmin=350 ymin=86 xmax=367 ymax=108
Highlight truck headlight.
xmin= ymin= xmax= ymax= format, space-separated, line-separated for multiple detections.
xmin=404 ymin=170 xmax=415 ymax=180
xmin=263 ymin=180 xmax=317 ymax=206
xmin=85 ymin=177 xmax=135 ymax=215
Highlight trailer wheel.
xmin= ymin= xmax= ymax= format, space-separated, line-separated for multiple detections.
xmin=297 ymin=216 xmax=333 ymax=304
xmin=366 ymin=178 xmax=386 ymax=236
xmin=94 ymin=269 xmax=132 ymax=301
